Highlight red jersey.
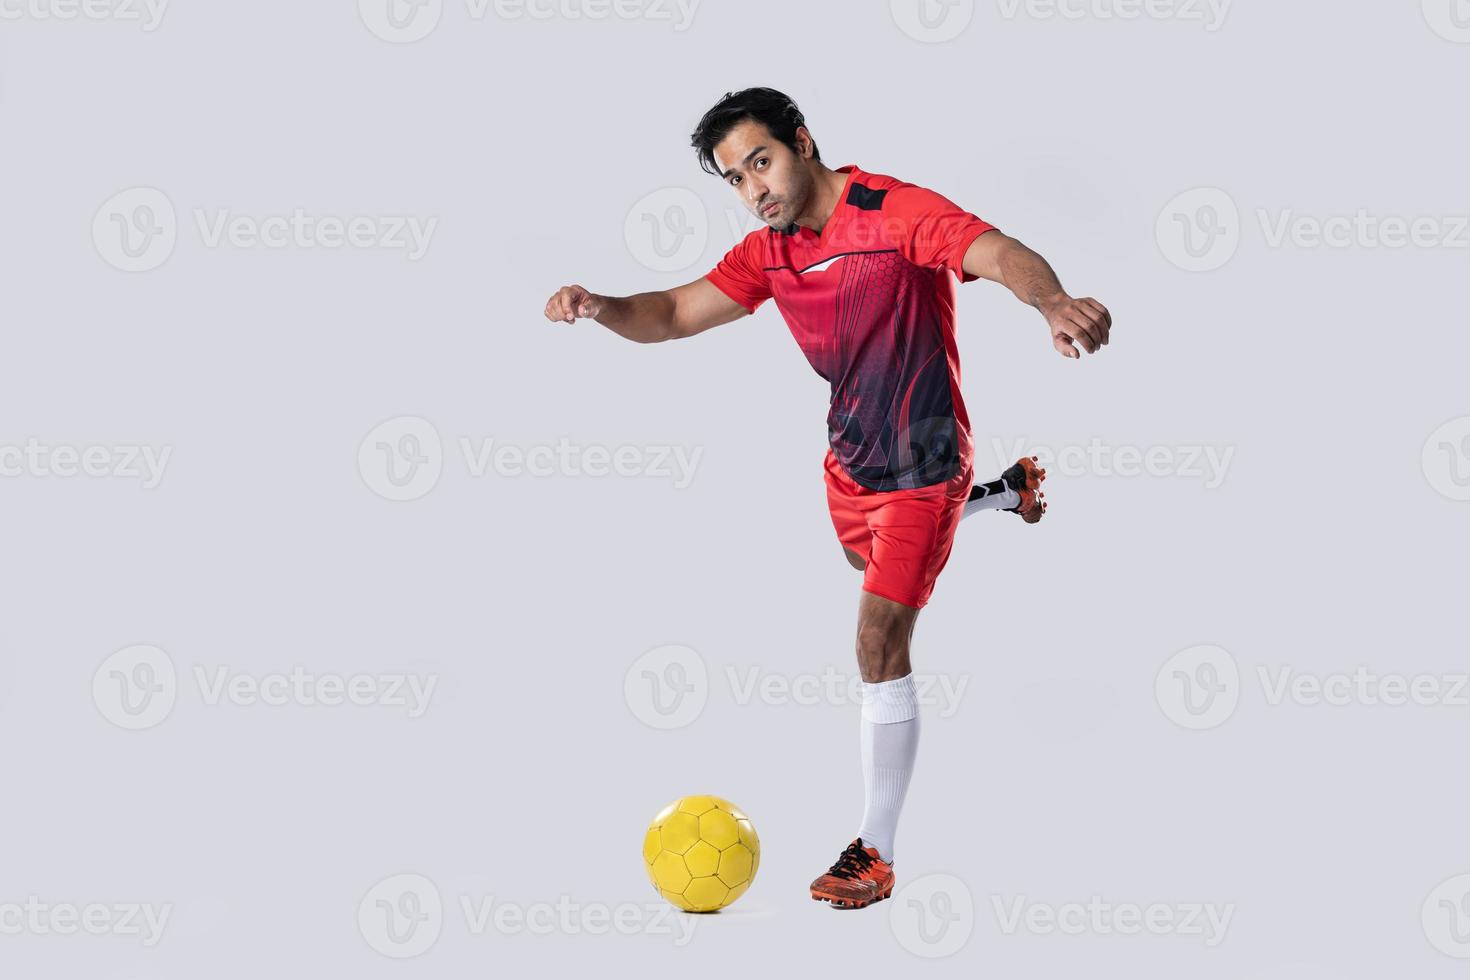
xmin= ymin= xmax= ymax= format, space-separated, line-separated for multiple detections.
xmin=705 ymin=164 xmax=996 ymax=491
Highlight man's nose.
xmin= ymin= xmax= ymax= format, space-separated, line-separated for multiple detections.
xmin=745 ymin=179 xmax=768 ymax=205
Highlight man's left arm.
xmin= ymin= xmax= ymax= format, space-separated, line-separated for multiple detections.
xmin=961 ymin=231 xmax=1112 ymax=360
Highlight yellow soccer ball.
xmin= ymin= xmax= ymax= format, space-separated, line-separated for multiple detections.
xmin=642 ymin=795 xmax=760 ymax=912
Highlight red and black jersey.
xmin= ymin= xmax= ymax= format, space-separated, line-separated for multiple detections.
xmin=705 ymin=164 xmax=996 ymax=491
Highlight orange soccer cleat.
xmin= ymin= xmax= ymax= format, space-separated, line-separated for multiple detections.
xmin=1001 ymin=455 xmax=1047 ymax=524
xmin=809 ymin=839 xmax=895 ymax=909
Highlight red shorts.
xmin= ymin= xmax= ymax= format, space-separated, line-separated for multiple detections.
xmin=823 ymin=449 xmax=973 ymax=609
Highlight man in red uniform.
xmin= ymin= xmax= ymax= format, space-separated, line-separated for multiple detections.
xmin=544 ymin=88 xmax=1111 ymax=909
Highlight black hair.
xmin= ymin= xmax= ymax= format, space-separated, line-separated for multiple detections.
xmin=690 ymin=87 xmax=820 ymax=178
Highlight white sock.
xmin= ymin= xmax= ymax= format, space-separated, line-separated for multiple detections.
xmin=856 ymin=674 xmax=920 ymax=865
xmin=962 ymin=475 xmax=1019 ymax=519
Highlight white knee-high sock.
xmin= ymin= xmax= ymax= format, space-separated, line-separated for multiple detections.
xmin=856 ymin=674 xmax=920 ymax=864
xmin=962 ymin=475 xmax=1020 ymax=519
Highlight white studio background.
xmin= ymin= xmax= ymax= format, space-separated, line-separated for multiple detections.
xmin=1 ymin=1 xmax=1467 ymax=977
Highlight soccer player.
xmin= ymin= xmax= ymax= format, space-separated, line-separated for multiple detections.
xmin=543 ymin=88 xmax=1111 ymax=910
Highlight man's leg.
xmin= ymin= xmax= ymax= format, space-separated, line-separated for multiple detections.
xmin=809 ymin=589 xmax=919 ymax=907
xmin=813 ymin=449 xmax=953 ymax=907
xmin=853 ymin=591 xmax=921 ymax=866
xmin=963 ymin=455 xmax=1047 ymax=522
xmin=855 ymin=589 xmax=917 ymax=683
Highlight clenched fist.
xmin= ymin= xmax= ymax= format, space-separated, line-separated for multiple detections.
xmin=544 ymin=284 xmax=604 ymax=324
xmin=1041 ymin=295 xmax=1112 ymax=359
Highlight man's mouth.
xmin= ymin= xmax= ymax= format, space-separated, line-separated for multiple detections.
xmin=761 ymin=202 xmax=779 ymax=217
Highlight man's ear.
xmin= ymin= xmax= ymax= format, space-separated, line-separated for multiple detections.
xmin=796 ymin=126 xmax=815 ymax=159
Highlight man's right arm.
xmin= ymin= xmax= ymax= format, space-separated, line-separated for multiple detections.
xmin=543 ymin=278 xmax=752 ymax=344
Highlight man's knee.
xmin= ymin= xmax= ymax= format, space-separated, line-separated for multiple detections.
xmin=855 ymin=594 xmax=918 ymax=682
xmin=856 ymin=621 xmax=898 ymax=659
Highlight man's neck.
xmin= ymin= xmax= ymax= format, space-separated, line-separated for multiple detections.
xmin=796 ymin=165 xmax=849 ymax=235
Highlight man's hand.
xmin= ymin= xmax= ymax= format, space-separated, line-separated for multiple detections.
xmin=544 ymin=284 xmax=604 ymax=324
xmin=1040 ymin=295 xmax=1111 ymax=359
xmin=960 ymin=233 xmax=1113 ymax=360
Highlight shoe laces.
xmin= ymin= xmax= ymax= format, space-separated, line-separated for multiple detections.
xmin=826 ymin=840 xmax=876 ymax=880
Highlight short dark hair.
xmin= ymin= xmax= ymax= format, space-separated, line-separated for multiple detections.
xmin=690 ymin=87 xmax=820 ymax=178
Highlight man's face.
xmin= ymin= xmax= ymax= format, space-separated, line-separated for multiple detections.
xmin=712 ymin=119 xmax=815 ymax=230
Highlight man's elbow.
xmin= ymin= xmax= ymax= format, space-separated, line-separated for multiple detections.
xmin=961 ymin=230 xmax=1016 ymax=283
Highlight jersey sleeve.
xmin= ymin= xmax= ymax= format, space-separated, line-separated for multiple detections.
xmin=704 ymin=233 xmax=772 ymax=313
xmin=882 ymin=184 xmax=997 ymax=283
